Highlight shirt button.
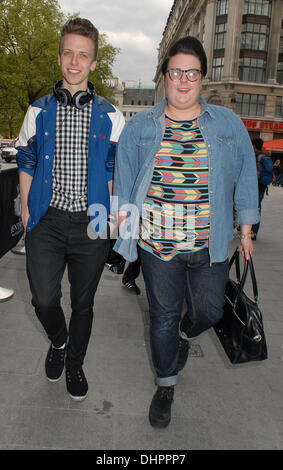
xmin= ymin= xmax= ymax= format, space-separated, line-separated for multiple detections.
xmin=100 ymin=114 xmax=103 ymax=118
xmin=93 ymin=134 xmax=96 ymax=138
xmin=44 ymin=179 xmax=48 ymax=183
xmin=45 ymin=155 xmax=49 ymax=159
xmin=45 ymin=132 xmax=48 ymax=136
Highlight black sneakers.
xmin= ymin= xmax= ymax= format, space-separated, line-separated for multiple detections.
xmin=122 ymin=280 xmax=141 ymax=295
xmin=149 ymin=386 xmax=174 ymax=428
xmin=45 ymin=344 xmax=66 ymax=382
xmin=66 ymin=368 xmax=88 ymax=401
xmin=105 ymin=259 xmax=126 ymax=274
xmin=178 ymin=336 xmax=190 ymax=371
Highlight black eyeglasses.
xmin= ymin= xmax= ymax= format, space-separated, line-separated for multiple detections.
xmin=166 ymin=68 xmax=202 ymax=82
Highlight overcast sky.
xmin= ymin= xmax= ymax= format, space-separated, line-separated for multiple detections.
xmin=58 ymin=0 xmax=174 ymax=88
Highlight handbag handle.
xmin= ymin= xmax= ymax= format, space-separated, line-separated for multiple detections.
xmin=229 ymin=249 xmax=258 ymax=303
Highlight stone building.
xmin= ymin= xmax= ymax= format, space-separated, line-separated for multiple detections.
xmin=106 ymin=77 xmax=155 ymax=121
xmin=154 ymin=0 xmax=283 ymax=141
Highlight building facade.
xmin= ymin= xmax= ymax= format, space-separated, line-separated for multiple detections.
xmin=154 ymin=0 xmax=283 ymax=141
xmin=106 ymin=77 xmax=155 ymax=121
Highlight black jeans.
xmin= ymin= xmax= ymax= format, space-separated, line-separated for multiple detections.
xmin=25 ymin=207 xmax=110 ymax=370
xmin=140 ymin=248 xmax=229 ymax=386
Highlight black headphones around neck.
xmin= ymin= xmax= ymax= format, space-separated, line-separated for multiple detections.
xmin=53 ymin=80 xmax=95 ymax=110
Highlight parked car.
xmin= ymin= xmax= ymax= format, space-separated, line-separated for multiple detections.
xmin=1 ymin=144 xmax=18 ymax=162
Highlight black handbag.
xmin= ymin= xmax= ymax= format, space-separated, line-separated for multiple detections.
xmin=214 ymin=249 xmax=268 ymax=364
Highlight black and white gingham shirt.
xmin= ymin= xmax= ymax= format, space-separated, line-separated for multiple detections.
xmin=50 ymin=101 xmax=92 ymax=212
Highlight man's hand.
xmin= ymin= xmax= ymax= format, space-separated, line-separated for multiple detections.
xmin=21 ymin=206 xmax=30 ymax=231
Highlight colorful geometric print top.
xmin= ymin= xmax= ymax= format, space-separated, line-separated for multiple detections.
xmin=139 ymin=116 xmax=210 ymax=261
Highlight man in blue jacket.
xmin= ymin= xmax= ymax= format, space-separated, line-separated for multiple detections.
xmin=16 ymin=18 xmax=124 ymax=401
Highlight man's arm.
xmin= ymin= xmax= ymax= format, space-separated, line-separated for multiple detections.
xmin=19 ymin=171 xmax=33 ymax=230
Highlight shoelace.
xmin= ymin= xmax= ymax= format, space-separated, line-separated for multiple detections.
xmin=66 ymin=369 xmax=84 ymax=383
xmin=157 ymin=387 xmax=174 ymax=400
xmin=48 ymin=347 xmax=65 ymax=364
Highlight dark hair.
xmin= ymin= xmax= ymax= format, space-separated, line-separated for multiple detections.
xmin=161 ymin=36 xmax=207 ymax=77
xmin=59 ymin=18 xmax=99 ymax=60
xmin=252 ymin=138 xmax=263 ymax=150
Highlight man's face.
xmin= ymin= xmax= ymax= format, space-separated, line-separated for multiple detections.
xmin=163 ymin=53 xmax=202 ymax=114
xmin=58 ymin=33 xmax=97 ymax=93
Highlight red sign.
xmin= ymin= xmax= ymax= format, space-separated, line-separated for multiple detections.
xmin=242 ymin=119 xmax=283 ymax=130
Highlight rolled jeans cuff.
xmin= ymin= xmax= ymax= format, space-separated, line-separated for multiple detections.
xmin=155 ymin=374 xmax=179 ymax=387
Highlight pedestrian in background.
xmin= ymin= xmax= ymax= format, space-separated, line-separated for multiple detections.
xmin=112 ymin=36 xmax=259 ymax=428
xmin=16 ymin=18 xmax=124 ymax=401
xmin=252 ymin=138 xmax=273 ymax=240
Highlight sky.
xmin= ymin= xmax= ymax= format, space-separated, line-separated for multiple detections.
xmin=58 ymin=0 xmax=174 ymax=88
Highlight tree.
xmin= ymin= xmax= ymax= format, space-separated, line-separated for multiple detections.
xmin=0 ymin=0 xmax=119 ymax=137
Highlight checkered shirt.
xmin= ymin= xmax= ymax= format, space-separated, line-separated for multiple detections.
xmin=50 ymin=101 xmax=92 ymax=212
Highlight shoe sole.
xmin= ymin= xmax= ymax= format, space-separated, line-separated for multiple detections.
xmin=46 ymin=376 xmax=62 ymax=383
xmin=149 ymin=414 xmax=171 ymax=428
xmin=68 ymin=392 xmax=88 ymax=402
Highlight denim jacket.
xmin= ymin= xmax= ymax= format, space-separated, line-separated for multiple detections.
xmin=113 ymin=96 xmax=259 ymax=263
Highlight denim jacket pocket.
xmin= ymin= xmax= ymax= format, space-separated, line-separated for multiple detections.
xmin=216 ymin=136 xmax=235 ymax=170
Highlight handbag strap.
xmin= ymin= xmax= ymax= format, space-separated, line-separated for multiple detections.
xmin=229 ymin=249 xmax=258 ymax=303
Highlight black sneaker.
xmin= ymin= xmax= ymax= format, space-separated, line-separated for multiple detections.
xmin=45 ymin=344 xmax=66 ymax=382
xmin=66 ymin=367 xmax=88 ymax=401
xmin=122 ymin=280 xmax=141 ymax=295
xmin=105 ymin=260 xmax=126 ymax=274
xmin=178 ymin=336 xmax=190 ymax=371
xmin=149 ymin=386 xmax=174 ymax=428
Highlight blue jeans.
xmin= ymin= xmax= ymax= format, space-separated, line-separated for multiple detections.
xmin=140 ymin=248 xmax=229 ymax=386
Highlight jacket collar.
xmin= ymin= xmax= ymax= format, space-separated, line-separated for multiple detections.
xmin=149 ymin=95 xmax=216 ymax=120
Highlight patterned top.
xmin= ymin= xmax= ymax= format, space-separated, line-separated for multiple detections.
xmin=139 ymin=116 xmax=210 ymax=261
xmin=50 ymin=101 xmax=92 ymax=212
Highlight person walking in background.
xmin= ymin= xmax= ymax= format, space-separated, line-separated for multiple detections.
xmin=278 ymin=159 xmax=283 ymax=187
xmin=272 ymin=159 xmax=281 ymax=186
xmin=252 ymin=138 xmax=273 ymax=240
xmin=16 ymin=18 xmax=124 ymax=401
xmin=105 ymin=241 xmax=141 ymax=295
xmin=112 ymin=36 xmax=259 ymax=428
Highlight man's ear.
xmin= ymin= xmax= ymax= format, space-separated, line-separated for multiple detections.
xmin=90 ymin=60 xmax=97 ymax=72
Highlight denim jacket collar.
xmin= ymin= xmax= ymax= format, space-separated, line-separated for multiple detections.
xmin=149 ymin=95 xmax=216 ymax=121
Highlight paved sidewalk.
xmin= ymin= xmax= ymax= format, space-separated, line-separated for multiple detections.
xmin=0 ymin=186 xmax=282 ymax=450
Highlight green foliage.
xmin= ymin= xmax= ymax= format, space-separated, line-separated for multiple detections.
xmin=0 ymin=0 xmax=119 ymax=137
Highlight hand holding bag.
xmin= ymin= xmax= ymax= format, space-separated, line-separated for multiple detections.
xmin=213 ymin=249 xmax=268 ymax=364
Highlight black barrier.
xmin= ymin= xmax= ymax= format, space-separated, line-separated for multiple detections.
xmin=0 ymin=167 xmax=24 ymax=258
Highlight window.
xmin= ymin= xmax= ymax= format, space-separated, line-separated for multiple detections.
xmin=211 ymin=57 xmax=224 ymax=81
xmin=243 ymin=0 xmax=271 ymax=17
xmin=279 ymin=20 xmax=283 ymax=54
xmin=241 ymin=23 xmax=269 ymax=51
xmin=214 ymin=23 xmax=227 ymax=50
xmin=216 ymin=0 xmax=229 ymax=16
xmin=277 ymin=62 xmax=283 ymax=84
xmin=239 ymin=57 xmax=266 ymax=82
xmin=275 ymin=97 xmax=283 ymax=118
xmin=235 ymin=94 xmax=265 ymax=116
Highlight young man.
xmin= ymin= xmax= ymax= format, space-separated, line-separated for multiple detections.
xmin=113 ymin=36 xmax=259 ymax=428
xmin=16 ymin=18 xmax=124 ymax=401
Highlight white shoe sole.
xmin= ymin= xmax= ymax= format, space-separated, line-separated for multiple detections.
xmin=68 ymin=392 xmax=88 ymax=402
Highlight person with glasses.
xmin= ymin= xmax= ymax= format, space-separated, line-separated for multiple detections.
xmin=112 ymin=36 xmax=259 ymax=428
